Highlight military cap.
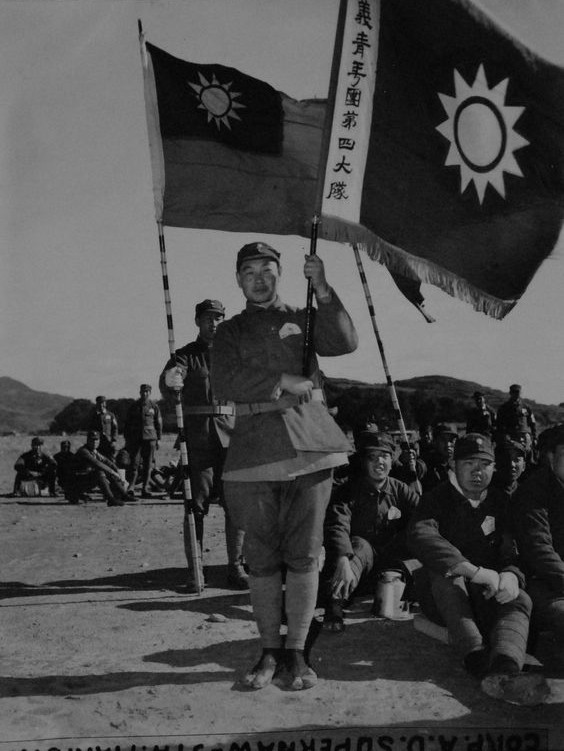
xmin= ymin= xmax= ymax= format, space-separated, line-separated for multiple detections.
xmin=87 ymin=430 xmax=100 ymax=440
xmin=497 ymin=438 xmax=526 ymax=458
xmin=31 ymin=436 xmax=44 ymax=446
xmin=509 ymin=383 xmax=522 ymax=392
xmin=473 ymin=391 xmax=484 ymax=398
xmin=236 ymin=241 xmax=280 ymax=271
xmin=139 ymin=383 xmax=152 ymax=391
xmin=454 ymin=433 xmax=494 ymax=461
xmin=60 ymin=440 xmax=71 ymax=448
xmin=195 ymin=299 xmax=225 ymax=318
xmin=95 ymin=395 xmax=106 ymax=403
xmin=434 ymin=422 xmax=458 ymax=437
xmin=356 ymin=431 xmax=396 ymax=455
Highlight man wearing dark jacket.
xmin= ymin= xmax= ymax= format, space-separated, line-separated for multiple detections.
xmin=408 ymin=433 xmax=549 ymax=705
xmin=68 ymin=431 xmax=130 ymax=506
xmin=160 ymin=298 xmax=246 ymax=592
xmin=322 ymin=431 xmax=420 ymax=632
xmin=513 ymin=425 xmax=564 ymax=653
xmin=124 ymin=384 xmax=162 ymax=497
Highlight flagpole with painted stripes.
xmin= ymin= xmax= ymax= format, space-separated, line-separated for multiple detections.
xmin=353 ymin=243 xmax=422 ymax=491
xmin=139 ymin=20 xmax=204 ymax=594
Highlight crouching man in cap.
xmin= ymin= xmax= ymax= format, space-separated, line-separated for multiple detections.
xmin=160 ymin=298 xmax=247 ymax=592
xmin=322 ymin=431 xmax=420 ymax=632
xmin=68 ymin=431 xmax=130 ymax=506
xmin=408 ymin=433 xmax=549 ymax=705
xmin=13 ymin=437 xmax=57 ymax=497
xmin=210 ymin=241 xmax=358 ymax=690
xmin=512 ymin=425 xmax=564 ymax=667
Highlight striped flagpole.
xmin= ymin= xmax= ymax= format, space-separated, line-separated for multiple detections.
xmin=157 ymin=221 xmax=204 ymax=594
xmin=352 ymin=243 xmax=422 ymax=493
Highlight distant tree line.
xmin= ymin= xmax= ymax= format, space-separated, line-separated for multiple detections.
xmin=50 ymin=384 xmax=564 ymax=436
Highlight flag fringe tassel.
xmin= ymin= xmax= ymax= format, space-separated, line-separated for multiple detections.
xmin=320 ymin=216 xmax=517 ymax=320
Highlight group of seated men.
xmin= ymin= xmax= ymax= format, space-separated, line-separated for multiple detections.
xmin=319 ymin=389 xmax=561 ymax=706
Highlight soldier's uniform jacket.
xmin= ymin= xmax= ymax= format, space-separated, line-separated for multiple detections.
xmin=89 ymin=409 xmax=118 ymax=442
xmin=465 ymin=405 xmax=496 ymax=436
xmin=407 ymin=480 xmax=523 ymax=584
xmin=324 ymin=475 xmax=420 ymax=560
xmin=159 ymin=336 xmax=234 ymax=451
xmin=512 ymin=468 xmax=564 ymax=595
xmin=210 ymin=290 xmax=358 ymax=472
xmin=14 ymin=450 xmax=56 ymax=475
xmin=496 ymin=398 xmax=536 ymax=439
xmin=124 ymin=399 xmax=162 ymax=443
xmin=74 ymin=444 xmax=120 ymax=475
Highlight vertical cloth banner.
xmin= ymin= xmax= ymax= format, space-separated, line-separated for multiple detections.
xmin=320 ymin=0 xmax=564 ymax=318
xmin=141 ymin=35 xmax=325 ymax=236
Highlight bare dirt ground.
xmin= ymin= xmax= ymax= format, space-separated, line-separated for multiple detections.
xmin=1 ymin=434 xmax=564 ymax=751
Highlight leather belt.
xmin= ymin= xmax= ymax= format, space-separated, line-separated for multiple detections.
xmin=235 ymin=389 xmax=324 ymax=416
xmin=184 ymin=405 xmax=235 ymax=416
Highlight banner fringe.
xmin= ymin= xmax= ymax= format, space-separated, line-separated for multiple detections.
xmin=320 ymin=215 xmax=517 ymax=320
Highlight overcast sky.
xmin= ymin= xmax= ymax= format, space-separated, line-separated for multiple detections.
xmin=2 ymin=0 xmax=564 ymax=406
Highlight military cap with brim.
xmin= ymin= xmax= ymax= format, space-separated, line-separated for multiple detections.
xmin=31 ymin=437 xmax=44 ymax=446
xmin=95 ymin=395 xmax=106 ymax=403
xmin=473 ymin=391 xmax=484 ymax=398
xmin=236 ymin=242 xmax=280 ymax=271
xmin=509 ymin=383 xmax=522 ymax=392
xmin=140 ymin=384 xmax=152 ymax=391
xmin=454 ymin=433 xmax=495 ymax=461
xmin=195 ymin=299 xmax=225 ymax=317
xmin=87 ymin=430 xmax=100 ymax=440
xmin=356 ymin=431 xmax=396 ymax=454
xmin=497 ymin=438 xmax=526 ymax=458
xmin=434 ymin=422 xmax=458 ymax=437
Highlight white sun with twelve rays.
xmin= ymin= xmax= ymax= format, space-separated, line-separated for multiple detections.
xmin=436 ymin=64 xmax=529 ymax=204
xmin=189 ymin=71 xmax=246 ymax=130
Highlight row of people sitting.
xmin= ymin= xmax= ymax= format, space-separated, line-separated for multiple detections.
xmin=320 ymin=425 xmax=563 ymax=706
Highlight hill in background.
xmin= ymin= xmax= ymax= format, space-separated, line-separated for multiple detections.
xmin=0 ymin=377 xmax=73 ymax=433
xmin=2 ymin=374 xmax=564 ymax=435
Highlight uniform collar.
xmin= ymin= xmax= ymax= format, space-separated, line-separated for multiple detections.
xmin=244 ymin=295 xmax=286 ymax=313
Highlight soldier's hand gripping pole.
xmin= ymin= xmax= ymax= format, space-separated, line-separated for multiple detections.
xmin=157 ymin=222 xmax=204 ymax=594
xmin=302 ymin=215 xmax=320 ymax=376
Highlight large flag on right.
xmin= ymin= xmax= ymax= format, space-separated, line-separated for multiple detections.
xmin=320 ymin=0 xmax=564 ymax=318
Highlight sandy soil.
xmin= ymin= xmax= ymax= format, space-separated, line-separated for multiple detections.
xmin=1 ymin=435 xmax=564 ymax=750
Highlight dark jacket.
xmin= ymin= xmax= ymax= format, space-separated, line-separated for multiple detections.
xmin=124 ymin=399 xmax=162 ymax=444
xmin=325 ymin=475 xmax=419 ymax=562
xmin=408 ymin=480 xmax=524 ymax=586
xmin=159 ymin=336 xmax=234 ymax=450
xmin=497 ymin=398 xmax=536 ymax=440
xmin=512 ymin=467 xmax=564 ymax=595
xmin=14 ymin=449 xmax=57 ymax=476
xmin=210 ymin=290 xmax=358 ymax=471
xmin=74 ymin=444 xmax=119 ymax=476
xmin=88 ymin=409 xmax=118 ymax=442
xmin=465 ymin=405 xmax=496 ymax=436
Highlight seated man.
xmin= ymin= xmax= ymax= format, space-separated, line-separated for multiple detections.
xmin=408 ymin=433 xmax=549 ymax=706
xmin=492 ymin=439 xmax=527 ymax=497
xmin=53 ymin=440 xmax=76 ymax=496
xmin=322 ymin=431 xmax=420 ymax=632
xmin=13 ymin=437 xmax=57 ymax=497
xmin=512 ymin=425 xmax=564 ymax=665
xmin=67 ymin=431 xmax=130 ymax=507
xmin=421 ymin=423 xmax=458 ymax=492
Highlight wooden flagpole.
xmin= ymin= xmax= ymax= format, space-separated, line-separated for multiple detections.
xmin=140 ymin=18 xmax=204 ymax=594
xmin=353 ymin=243 xmax=422 ymax=493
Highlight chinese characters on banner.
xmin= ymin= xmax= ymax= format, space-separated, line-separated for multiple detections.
xmin=321 ymin=0 xmax=379 ymax=222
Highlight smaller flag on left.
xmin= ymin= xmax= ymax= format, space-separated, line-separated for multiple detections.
xmin=140 ymin=33 xmax=326 ymax=235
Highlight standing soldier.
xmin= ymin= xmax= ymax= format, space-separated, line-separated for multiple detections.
xmin=88 ymin=396 xmax=119 ymax=460
xmin=466 ymin=391 xmax=496 ymax=438
xmin=124 ymin=384 xmax=162 ymax=498
xmin=160 ymin=299 xmax=247 ymax=592
xmin=211 ymin=241 xmax=358 ymax=691
xmin=496 ymin=384 xmax=537 ymax=461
